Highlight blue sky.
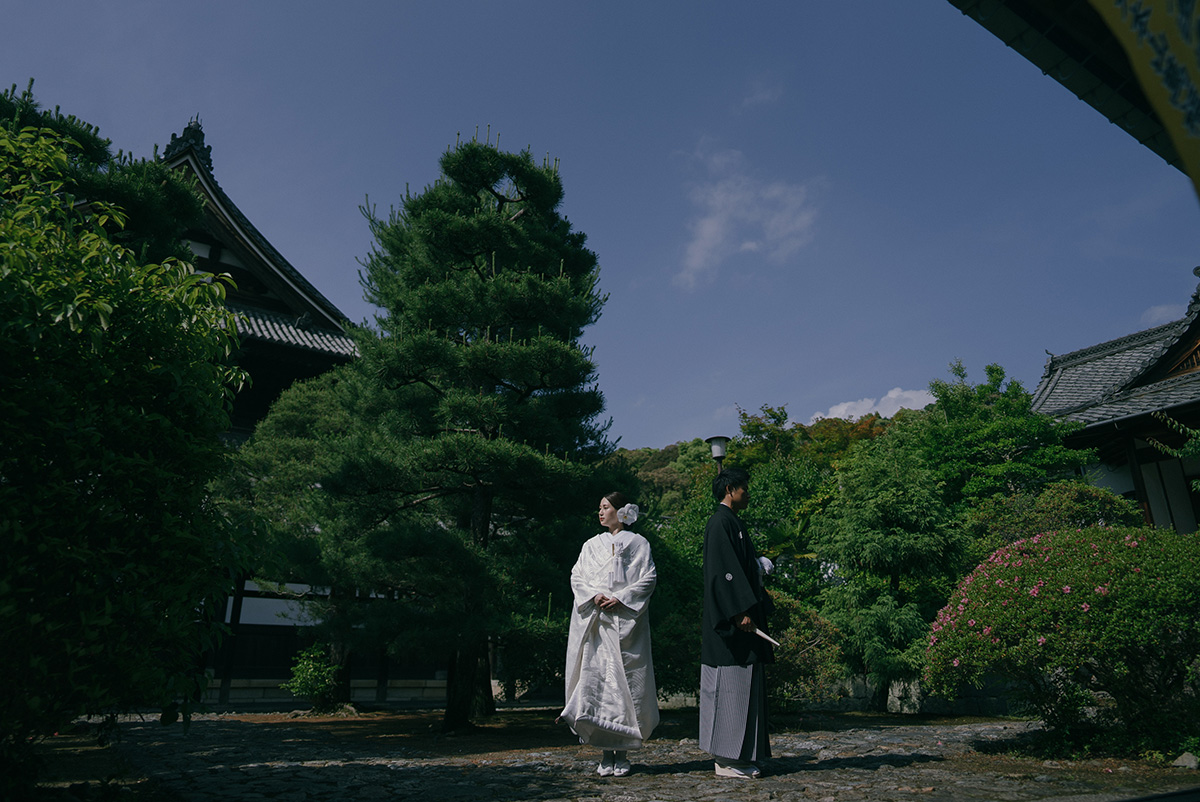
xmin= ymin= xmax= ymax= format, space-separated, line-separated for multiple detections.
xmin=7 ymin=2 xmax=1198 ymax=449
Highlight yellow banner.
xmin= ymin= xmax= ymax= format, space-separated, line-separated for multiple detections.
xmin=1088 ymin=0 xmax=1200 ymax=199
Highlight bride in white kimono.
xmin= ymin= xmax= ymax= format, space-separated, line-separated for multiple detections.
xmin=560 ymin=491 xmax=659 ymax=777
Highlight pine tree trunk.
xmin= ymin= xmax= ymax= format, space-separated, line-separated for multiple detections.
xmin=444 ymin=638 xmax=497 ymax=729
xmin=331 ymin=639 xmax=352 ymax=706
xmin=443 ymin=641 xmax=481 ymax=731
xmin=470 ymin=485 xmax=493 ymax=547
xmin=474 ymin=651 xmax=496 ymax=716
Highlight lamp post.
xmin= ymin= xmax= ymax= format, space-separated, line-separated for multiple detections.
xmin=705 ymin=435 xmax=731 ymax=472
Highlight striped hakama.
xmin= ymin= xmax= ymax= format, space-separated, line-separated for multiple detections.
xmin=699 ymin=663 xmax=770 ymax=762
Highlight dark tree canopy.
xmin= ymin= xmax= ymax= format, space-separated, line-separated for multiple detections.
xmin=357 ymin=141 xmax=611 ymax=544
xmin=2 ymin=81 xmax=205 ymax=263
xmin=0 ymin=121 xmax=248 ymax=791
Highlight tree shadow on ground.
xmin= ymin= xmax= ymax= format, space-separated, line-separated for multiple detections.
xmin=213 ymin=707 xmax=582 ymax=758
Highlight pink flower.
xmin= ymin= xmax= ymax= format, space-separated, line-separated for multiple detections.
xmin=1062 ymin=586 xmax=1071 ymax=594
xmin=1037 ymin=636 xmax=1046 ymax=646
xmin=983 ymin=626 xmax=992 ymax=635
xmin=1081 ymin=603 xmax=1090 ymax=612
xmin=968 ymin=619 xmax=975 ymax=627
xmin=952 ymin=658 xmax=960 ymax=667
xmin=1029 ymin=587 xmax=1039 ymax=597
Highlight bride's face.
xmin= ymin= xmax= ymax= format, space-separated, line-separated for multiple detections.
xmin=598 ymin=497 xmax=621 ymax=531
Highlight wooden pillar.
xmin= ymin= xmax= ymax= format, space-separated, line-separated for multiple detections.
xmin=1124 ymin=435 xmax=1154 ymax=526
xmin=218 ymin=578 xmax=246 ymax=705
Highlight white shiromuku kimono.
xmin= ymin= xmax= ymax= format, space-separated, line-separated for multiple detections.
xmin=560 ymin=529 xmax=660 ymax=750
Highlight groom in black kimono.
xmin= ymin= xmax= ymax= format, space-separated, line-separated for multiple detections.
xmin=700 ymin=467 xmax=773 ymax=779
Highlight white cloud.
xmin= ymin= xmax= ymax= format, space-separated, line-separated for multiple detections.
xmin=675 ymin=143 xmax=818 ymax=289
xmin=739 ymin=78 xmax=784 ymax=109
xmin=810 ymin=387 xmax=934 ymax=423
xmin=1141 ymin=303 xmax=1186 ymax=327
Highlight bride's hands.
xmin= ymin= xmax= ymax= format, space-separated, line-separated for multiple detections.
xmin=593 ymin=593 xmax=621 ymax=610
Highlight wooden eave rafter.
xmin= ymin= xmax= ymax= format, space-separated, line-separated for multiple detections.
xmin=1163 ymin=337 xmax=1200 ymax=379
xmin=947 ymin=0 xmax=1184 ymax=172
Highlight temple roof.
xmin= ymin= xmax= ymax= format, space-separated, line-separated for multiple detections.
xmin=163 ymin=120 xmax=357 ymax=360
xmin=1031 ymin=283 xmax=1200 ymax=427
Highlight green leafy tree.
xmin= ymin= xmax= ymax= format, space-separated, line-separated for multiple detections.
xmin=810 ymin=419 xmax=962 ymax=692
xmin=0 ymin=124 xmax=247 ymax=790
xmin=800 ymin=413 xmax=890 ymax=471
xmin=617 ymin=438 xmax=710 ymax=519
xmin=926 ymin=525 xmax=1200 ymax=754
xmin=802 ymin=362 xmax=1095 ymax=702
xmin=924 ymin=361 xmax=1091 ymax=506
xmin=735 ymin=404 xmax=801 ymax=469
xmin=240 ymin=137 xmax=611 ymax=731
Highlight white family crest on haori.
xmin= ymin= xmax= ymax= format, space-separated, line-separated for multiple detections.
xmin=560 ymin=529 xmax=659 ymax=749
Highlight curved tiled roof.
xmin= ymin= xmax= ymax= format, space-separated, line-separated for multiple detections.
xmin=1031 ymin=283 xmax=1200 ymax=425
xmin=1053 ymin=371 xmax=1200 ymax=425
xmin=231 ymin=304 xmax=358 ymax=359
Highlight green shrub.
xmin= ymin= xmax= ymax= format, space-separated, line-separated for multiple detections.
xmin=493 ymin=612 xmax=568 ymax=702
xmin=767 ymin=590 xmax=844 ymax=710
xmin=925 ymin=525 xmax=1200 ymax=753
xmin=962 ymin=480 xmax=1144 ymax=565
xmin=280 ymin=645 xmax=340 ymax=713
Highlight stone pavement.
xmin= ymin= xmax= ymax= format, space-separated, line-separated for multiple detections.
xmin=108 ymin=709 xmax=1200 ymax=802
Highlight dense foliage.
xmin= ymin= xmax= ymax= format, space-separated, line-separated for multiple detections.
xmin=810 ymin=420 xmax=962 ymax=688
xmin=962 ymin=480 xmax=1144 ymax=565
xmin=798 ymin=363 xmax=1099 ymax=698
xmin=923 ymin=361 xmax=1091 ymax=505
xmin=1 ymin=82 xmax=205 ymax=262
xmin=0 ymin=123 xmax=247 ymax=788
xmin=926 ymin=525 xmax=1200 ymax=753
xmin=617 ymin=438 xmax=710 ymax=519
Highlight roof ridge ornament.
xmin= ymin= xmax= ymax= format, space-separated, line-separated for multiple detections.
xmin=164 ymin=116 xmax=213 ymax=173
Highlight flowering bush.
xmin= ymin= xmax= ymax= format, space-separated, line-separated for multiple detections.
xmin=925 ymin=525 xmax=1200 ymax=748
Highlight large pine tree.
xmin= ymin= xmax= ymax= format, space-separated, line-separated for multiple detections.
xmin=358 ymin=139 xmax=611 ymax=726
xmin=360 ymin=138 xmax=610 ymax=539
xmin=239 ymin=137 xmax=612 ymax=730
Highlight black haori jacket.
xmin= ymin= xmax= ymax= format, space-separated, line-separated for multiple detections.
xmin=701 ymin=504 xmax=775 ymax=666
